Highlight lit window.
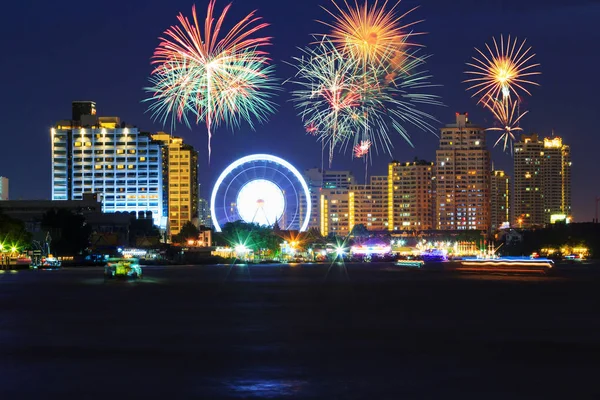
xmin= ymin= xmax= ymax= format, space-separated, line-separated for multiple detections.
xmin=74 ymin=142 xmax=82 ymax=147
xmin=117 ymin=149 xmax=124 ymax=154
xmin=117 ymin=165 xmax=125 ymax=170
xmin=94 ymin=165 xmax=102 ymax=170
xmin=128 ymin=165 xmax=134 ymax=169
xmin=139 ymin=157 xmax=146 ymax=161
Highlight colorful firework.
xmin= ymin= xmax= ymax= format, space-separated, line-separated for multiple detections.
xmin=484 ymin=95 xmax=529 ymax=151
xmin=288 ymin=38 xmax=440 ymax=164
xmin=354 ymin=140 xmax=371 ymax=158
xmin=305 ymin=121 xmax=319 ymax=135
xmin=464 ymin=35 xmax=540 ymax=103
xmin=320 ymin=0 xmax=423 ymax=70
xmin=145 ymin=1 xmax=278 ymax=159
xmin=287 ymin=39 xmax=366 ymax=165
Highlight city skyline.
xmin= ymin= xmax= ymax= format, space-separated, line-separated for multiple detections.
xmin=0 ymin=0 xmax=598 ymax=220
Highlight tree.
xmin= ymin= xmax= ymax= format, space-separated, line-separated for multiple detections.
xmin=129 ymin=215 xmax=161 ymax=247
xmin=0 ymin=211 xmax=32 ymax=249
xmin=350 ymin=223 xmax=369 ymax=238
xmin=41 ymin=209 xmax=91 ymax=256
xmin=221 ymin=221 xmax=282 ymax=257
xmin=172 ymin=221 xmax=200 ymax=245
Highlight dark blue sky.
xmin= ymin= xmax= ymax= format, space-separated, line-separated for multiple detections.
xmin=1 ymin=0 xmax=598 ymax=220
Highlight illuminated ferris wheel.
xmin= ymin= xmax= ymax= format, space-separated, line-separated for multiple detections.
xmin=210 ymin=154 xmax=311 ymax=232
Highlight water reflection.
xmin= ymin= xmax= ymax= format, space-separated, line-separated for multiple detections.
xmin=80 ymin=277 xmax=165 ymax=285
xmin=226 ymin=378 xmax=307 ymax=398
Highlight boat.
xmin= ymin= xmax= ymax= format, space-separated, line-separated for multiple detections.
xmin=104 ymin=257 xmax=142 ymax=280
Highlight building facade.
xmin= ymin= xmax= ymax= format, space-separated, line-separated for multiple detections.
xmin=490 ymin=170 xmax=510 ymax=231
xmin=319 ymin=189 xmax=351 ymax=236
xmin=302 ymin=168 xmax=356 ymax=230
xmin=435 ymin=113 xmax=491 ymax=231
xmin=152 ymin=133 xmax=199 ymax=237
xmin=541 ymin=136 xmax=571 ymax=223
xmin=388 ymin=160 xmax=434 ymax=231
xmin=349 ymin=175 xmax=388 ymax=231
xmin=198 ymin=198 xmax=212 ymax=227
xmin=0 ymin=176 xmax=8 ymax=200
xmin=51 ymin=101 xmax=165 ymax=228
xmin=513 ymin=134 xmax=544 ymax=227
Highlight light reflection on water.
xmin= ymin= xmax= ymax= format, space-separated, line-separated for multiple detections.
xmin=80 ymin=277 xmax=165 ymax=285
xmin=225 ymin=378 xmax=307 ymax=398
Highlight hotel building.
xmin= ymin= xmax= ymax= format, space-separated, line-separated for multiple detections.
xmin=435 ymin=113 xmax=491 ymax=231
xmin=319 ymin=189 xmax=351 ymax=236
xmin=303 ymin=168 xmax=356 ymax=230
xmin=349 ymin=175 xmax=388 ymax=231
xmin=151 ymin=133 xmax=199 ymax=237
xmin=490 ymin=170 xmax=510 ymax=231
xmin=51 ymin=101 xmax=165 ymax=228
xmin=541 ymin=136 xmax=571 ymax=223
xmin=513 ymin=134 xmax=572 ymax=226
xmin=388 ymin=160 xmax=435 ymax=231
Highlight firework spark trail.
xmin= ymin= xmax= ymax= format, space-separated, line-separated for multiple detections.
xmin=464 ymin=34 xmax=540 ymax=152
xmin=145 ymin=1 xmax=278 ymax=161
xmin=484 ymin=95 xmax=529 ymax=152
xmin=319 ymin=0 xmax=424 ymax=72
xmin=354 ymin=140 xmax=371 ymax=158
xmin=288 ymin=39 xmax=366 ymax=166
xmin=464 ymin=34 xmax=540 ymax=103
xmin=288 ymin=38 xmax=440 ymax=165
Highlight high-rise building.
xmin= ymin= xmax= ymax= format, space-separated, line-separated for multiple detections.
xmin=51 ymin=102 xmax=165 ymax=228
xmin=388 ymin=160 xmax=435 ymax=231
xmin=514 ymin=134 xmax=571 ymax=227
xmin=302 ymin=168 xmax=356 ymax=230
xmin=513 ymin=134 xmax=544 ymax=227
xmin=0 ymin=177 xmax=8 ymax=200
xmin=319 ymin=189 xmax=351 ymax=236
xmin=152 ymin=133 xmax=199 ymax=237
xmin=198 ymin=198 xmax=212 ymax=227
xmin=541 ymin=136 xmax=571 ymax=223
xmin=349 ymin=175 xmax=388 ymax=231
xmin=435 ymin=113 xmax=491 ymax=231
xmin=490 ymin=170 xmax=510 ymax=231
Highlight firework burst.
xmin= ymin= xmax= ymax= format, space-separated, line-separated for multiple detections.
xmin=484 ymin=95 xmax=528 ymax=151
xmin=354 ymin=140 xmax=371 ymax=158
xmin=145 ymin=1 xmax=278 ymax=160
xmin=320 ymin=0 xmax=423 ymax=71
xmin=464 ymin=34 xmax=540 ymax=103
xmin=287 ymin=39 xmax=366 ymax=165
xmin=288 ymin=38 xmax=440 ymax=164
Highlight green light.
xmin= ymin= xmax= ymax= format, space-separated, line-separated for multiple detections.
xmin=11 ymin=246 xmax=17 ymax=253
xmin=234 ymin=244 xmax=248 ymax=254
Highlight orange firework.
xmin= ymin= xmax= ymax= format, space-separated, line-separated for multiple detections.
xmin=464 ymin=35 xmax=540 ymax=102
xmin=320 ymin=0 xmax=423 ymax=68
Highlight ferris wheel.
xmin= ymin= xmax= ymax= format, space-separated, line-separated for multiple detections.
xmin=210 ymin=154 xmax=311 ymax=232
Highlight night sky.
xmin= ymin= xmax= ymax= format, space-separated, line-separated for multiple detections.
xmin=1 ymin=0 xmax=598 ymax=220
